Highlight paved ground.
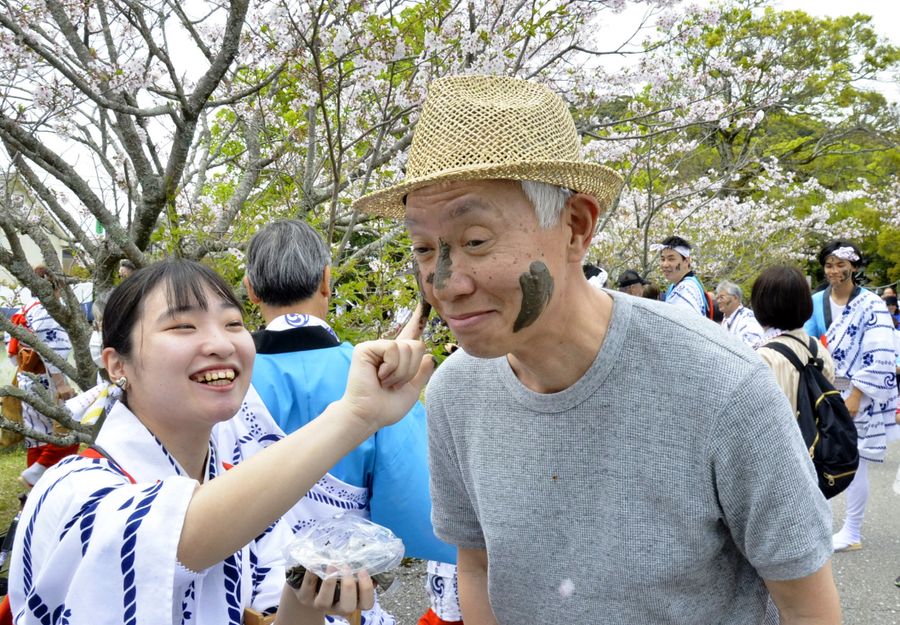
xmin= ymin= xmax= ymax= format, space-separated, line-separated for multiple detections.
xmin=381 ymin=441 xmax=900 ymax=624
xmin=832 ymin=441 xmax=900 ymax=625
xmin=378 ymin=559 xmax=430 ymax=623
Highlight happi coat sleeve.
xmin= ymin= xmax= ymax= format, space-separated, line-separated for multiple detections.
xmin=24 ymin=301 xmax=71 ymax=375
xmin=825 ymin=289 xmax=899 ymax=461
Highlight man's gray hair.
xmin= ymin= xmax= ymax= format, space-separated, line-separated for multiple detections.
xmin=521 ymin=181 xmax=573 ymax=229
xmin=715 ymin=280 xmax=743 ymax=301
xmin=245 ymin=219 xmax=332 ymax=307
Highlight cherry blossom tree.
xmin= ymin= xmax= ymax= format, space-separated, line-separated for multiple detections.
xmin=0 ymin=0 xmax=678 ymax=440
xmin=1 ymin=0 xmax=898 ymax=444
xmin=0 ymin=0 xmax=279 ymax=440
xmin=579 ymin=0 xmax=900 ymax=288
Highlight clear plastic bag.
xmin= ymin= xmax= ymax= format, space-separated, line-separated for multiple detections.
xmin=283 ymin=513 xmax=404 ymax=592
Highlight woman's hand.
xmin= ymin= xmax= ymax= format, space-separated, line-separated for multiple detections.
xmin=276 ymin=570 xmax=376 ymax=624
xmin=292 ymin=569 xmax=376 ymax=615
xmin=395 ymin=300 xmax=431 ymax=341
xmin=844 ymin=386 xmax=863 ymax=417
xmin=341 ymin=339 xmax=434 ymax=431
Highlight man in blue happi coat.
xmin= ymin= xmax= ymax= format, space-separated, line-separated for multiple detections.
xmin=244 ymin=219 xmax=462 ymax=625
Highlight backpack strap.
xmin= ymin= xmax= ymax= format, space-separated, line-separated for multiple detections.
xmin=759 ymin=340 xmax=806 ymax=373
xmin=822 ymin=286 xmax=833 ymax=330
xmin=777 ymin=332 xmax=817 ymax=354
xmin=775 ymin=333 xmax=830 ymax=371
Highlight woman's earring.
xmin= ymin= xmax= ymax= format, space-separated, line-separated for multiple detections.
xmin=115 ymin=376 xmax=128 ymax=390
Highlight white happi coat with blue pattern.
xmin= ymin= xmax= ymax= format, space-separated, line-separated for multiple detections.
xmin=9 ymin=400 xmax=288 ymax=625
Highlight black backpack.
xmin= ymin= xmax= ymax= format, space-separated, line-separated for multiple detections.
xmin=760 ymin=334 xmax=859 ymax=498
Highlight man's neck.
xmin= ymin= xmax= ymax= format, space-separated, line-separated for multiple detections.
xmin=260 ymin=300 xmax=327 ymax=326
xmin=507 ymin=283 xmax=613 ymax=394
xmin=725 ymin=305 xmax=742 ymax=320
xmin=829 ymin=280 xmax=855 ymax=304
xmin=671 ymin=269 xmax=692 ymax=285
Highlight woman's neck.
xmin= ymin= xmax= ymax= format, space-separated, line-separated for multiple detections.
xmin=131 ymin=408 xmax=211 ymax=481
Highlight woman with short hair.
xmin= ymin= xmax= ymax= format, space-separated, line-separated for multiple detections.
xmin=753 ymin=265 xmax=835 ymax=415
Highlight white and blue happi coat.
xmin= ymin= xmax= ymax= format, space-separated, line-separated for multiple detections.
xmin=17 ymin=300 xmax=72 ymax=445
xmin=215 ymin=386 xmax=394 ymax=625
xmin=663 ymin=273 xmax=706 ymax=316
xmin=804 ymin=288 xmax=899 ymax=461
xmin=721 ymin=305 xmax=764 ymax=349
xmin=9 ymin=400 xmax=288 ymax=625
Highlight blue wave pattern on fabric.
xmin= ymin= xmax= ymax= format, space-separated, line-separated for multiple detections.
xmin=306 ymin=489 xmax=369 ymax=511
xmin=20 ymin=465 xmax=110 ymax=623
xmin=122 ymin=481 xmax=164 ymax=625
xmin=223 ymin=552 xmax=243 ymax=625
xmin=230 ymin=433 xmax=282 ymax=462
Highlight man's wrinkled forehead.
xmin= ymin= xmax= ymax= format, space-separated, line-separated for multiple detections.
xmin=403 ymin=180 xmax=519 ymax=227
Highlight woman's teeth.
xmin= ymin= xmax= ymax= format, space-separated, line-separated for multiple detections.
xmin=193 ymin=370 xmax=236 ymax=384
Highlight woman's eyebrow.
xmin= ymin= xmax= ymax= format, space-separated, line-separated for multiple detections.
xmin=156 ymin=304 xmax=196 ymax=323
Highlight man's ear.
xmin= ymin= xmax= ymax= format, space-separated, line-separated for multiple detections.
xmin=319 ymin=266 xmax=331 ymax=299
xmin=564 ymin=193 xmax=601 ymax=263
xmin=243 ymin=275 xmax=261 ymax=305
xmin=103 ymin=347 xmax=127 ymax=382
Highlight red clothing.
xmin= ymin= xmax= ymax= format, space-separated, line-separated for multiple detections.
xmin=26 ymin=443 xmax=80 ymax=469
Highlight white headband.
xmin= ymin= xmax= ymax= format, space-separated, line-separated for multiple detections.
xmin=829 ymin=246 xmax=860 ymax=262
xmin=650 ymin=243 xmax=691 ymax=258
xmin=587 ymin=269 xmax=608 ymax=290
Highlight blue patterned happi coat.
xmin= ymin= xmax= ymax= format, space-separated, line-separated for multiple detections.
xmin=9 ymin=401 xmax=288 ymax=624
xmin=805 ymin=288 xmax=899 ymax=461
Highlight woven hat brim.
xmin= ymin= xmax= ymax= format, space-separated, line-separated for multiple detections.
xmin=352 ymin=161 xmax=624 ymax=219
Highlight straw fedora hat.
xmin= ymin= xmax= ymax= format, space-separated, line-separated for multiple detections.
xmin=352 ymin=75 xmax=624 ymax=218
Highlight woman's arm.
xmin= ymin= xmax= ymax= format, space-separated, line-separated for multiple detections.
xmin=177 ymin=340 xmax=433 ymax=571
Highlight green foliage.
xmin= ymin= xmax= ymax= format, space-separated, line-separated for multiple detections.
xmin=0 ymin=446 xmax=26 ymax=533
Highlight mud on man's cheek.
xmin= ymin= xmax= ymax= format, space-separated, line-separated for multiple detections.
xmin=513 ymin=261 xmax=554 ymax=332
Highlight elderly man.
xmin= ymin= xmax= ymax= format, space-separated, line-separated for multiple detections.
xmin=242 ymin=220 xmax=461 ymax=625
xmin=653 ymin=236 xmax=709 ymax=316
xmin=716 ymin=280 xmax=764 ymax=348
xmin=353 ymin=75 xmax=839 ymax=625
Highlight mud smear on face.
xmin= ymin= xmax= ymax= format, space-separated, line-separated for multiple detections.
xmin=412 ymin=264 xmax=433 ymax=329
xmin=674 ymin=263 xmax=682 ymax=272
xmin=514 ymin=261 xmax=554 ymax=332
xmin=839 ymin=269 xmax=851 ymax=283
xmin=433 ymin=239 xmax=452 ymax=290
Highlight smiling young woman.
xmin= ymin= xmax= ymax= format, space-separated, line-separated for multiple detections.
xmin=5 ymin=259 xmax=434 ymax=625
